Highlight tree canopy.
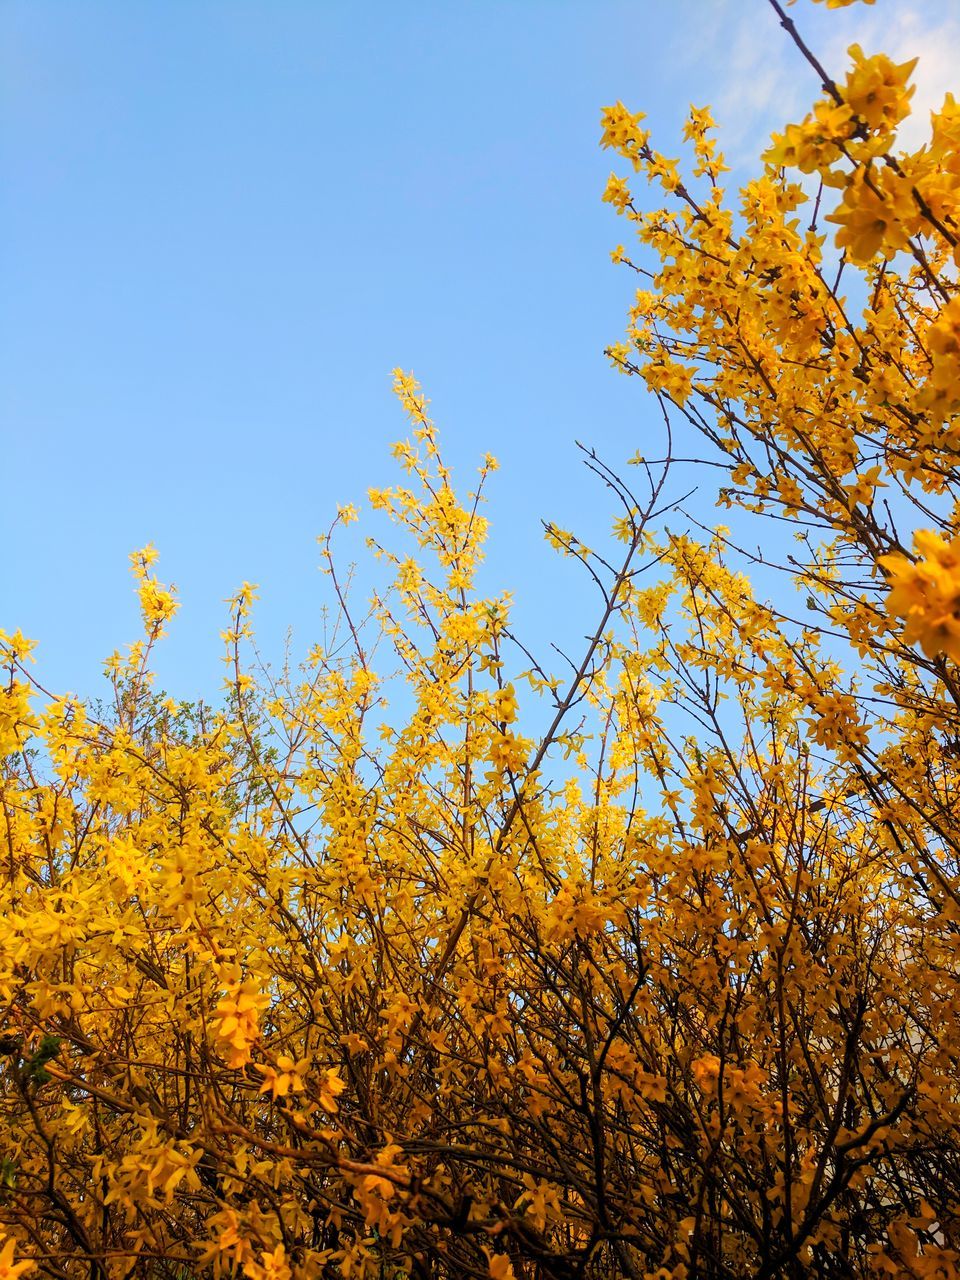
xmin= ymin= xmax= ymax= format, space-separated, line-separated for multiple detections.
xmin=3 ymin=1 xmax=960 ymax=1276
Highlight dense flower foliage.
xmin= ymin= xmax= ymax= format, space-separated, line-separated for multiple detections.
xmin=2 ymin=1 xmax=960 ymax=1277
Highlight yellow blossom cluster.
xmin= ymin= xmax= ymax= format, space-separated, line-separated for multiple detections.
xmin=213 ymin=977 xmax=271 ymax=1069
xmin=881 ymin=531 xmax=960 ymax=662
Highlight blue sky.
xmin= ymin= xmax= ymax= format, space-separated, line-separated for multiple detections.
xmin=3 ymin=0 xmax=958 ymax=705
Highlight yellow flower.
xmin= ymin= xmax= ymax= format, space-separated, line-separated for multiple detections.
xmin=485 ymin=1252 xmax=517 ymax=1280
xmin=392 ymin=368 xmax=431 ymax=426
xmin=826 ymin=168 xmax=914 ymax=264
xmin=213 ymin=978 xmax=269 ymax=1069
xmin=0 ymin=629 xmax=36 ymax=663
xmin=844 ymin=465 xmax=885 ymax=509
xmin=601 ymin=173 xmax=631 ymax=213
xmin=0 ymin=681 xmax=34 ymax=758
xmin=765 ymin=101 xmax=854 ymax=174
xmin=258 ymin=1054 xmax=310 ymax=1099
xmin=599 ymin=101 xmax=647 ymax=151
xmin=880 ymin=530 xmax=960 ymax=662
xmin=926 ymin=297 xmax=960 ymax=392
xmin=842 ymin=43 xmax=916 ymax=136
xmin=244 ymin=1245 xmax=292 ymax=1280
xmin=0 ymin=1238 xmax=34 ymax=1280
xmin=319 ymin=1067 xmax=346 ymax=1114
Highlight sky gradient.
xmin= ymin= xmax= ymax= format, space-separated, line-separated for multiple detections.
xmin=4 ymin=0 xmax=958 ymax=704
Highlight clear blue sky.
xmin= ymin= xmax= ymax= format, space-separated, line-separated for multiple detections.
xmin=3 ymin=0 xmax=954 ymax=704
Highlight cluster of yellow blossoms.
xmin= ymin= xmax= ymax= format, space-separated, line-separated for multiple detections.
xmin=882 ymin=531 xmax=960 ymax=662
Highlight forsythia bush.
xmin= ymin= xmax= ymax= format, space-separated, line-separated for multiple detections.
xmin=3 ymin=1 xmax=960 ymax=1276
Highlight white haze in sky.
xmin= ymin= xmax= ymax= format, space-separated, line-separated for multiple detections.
xmin=674 ymin=1 xmax=960 ymax=165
